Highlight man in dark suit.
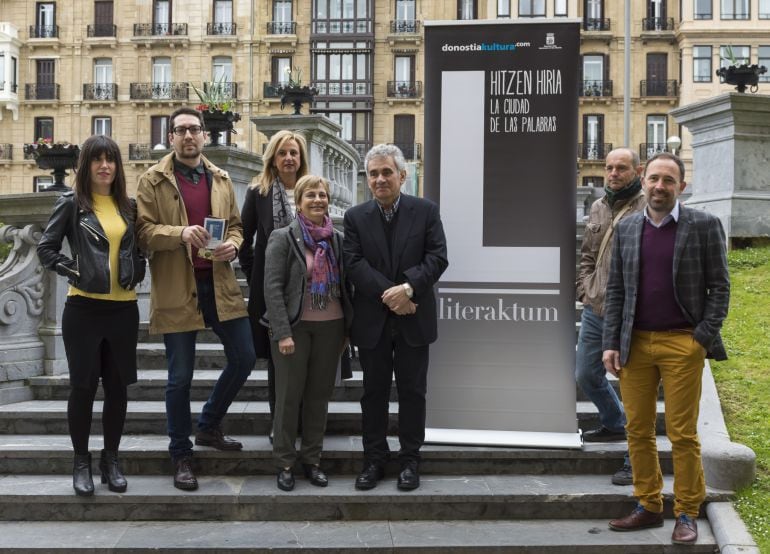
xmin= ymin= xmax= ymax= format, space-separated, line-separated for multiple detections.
xmin=343 ymin=144 xmax=448 ymax=491
xmin=602 ymin=152 xmax=730 ymax=545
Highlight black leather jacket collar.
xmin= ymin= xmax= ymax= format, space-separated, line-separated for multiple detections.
xmin=37 ymin=191 xmax=146 ymax=293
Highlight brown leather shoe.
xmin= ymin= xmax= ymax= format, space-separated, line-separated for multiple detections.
xmin=173 ymin=457 xmax=198 ymax=491
xmin=609 ymin=504 xmax=664 ymax=531
xmin=672 ymin=514 xmax=698 ymax=544
xmin=195 ymin=427 xmax=243 ymax=451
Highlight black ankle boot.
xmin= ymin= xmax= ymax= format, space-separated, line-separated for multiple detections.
xmin=99 ymin=449 xmax=127 ymax=493
xmin=73 ymin=453 xmax=94 ymax=497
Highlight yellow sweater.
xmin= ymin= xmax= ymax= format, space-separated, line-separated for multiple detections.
xmin=69 ymin=193 xmax=137 ymax=301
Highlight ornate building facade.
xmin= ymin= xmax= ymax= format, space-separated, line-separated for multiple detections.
xmin=0 ymin=0 xmax=768 ymax=197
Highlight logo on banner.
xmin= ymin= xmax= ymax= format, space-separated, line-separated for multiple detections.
xmin=441 ymin=41 xmax=531 ymax=53
xmin=539 ymin=33 xmax=562 ymax=50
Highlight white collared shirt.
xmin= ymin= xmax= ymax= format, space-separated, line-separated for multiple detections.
xmin=644 ymin=201 xmax=680 ymax=228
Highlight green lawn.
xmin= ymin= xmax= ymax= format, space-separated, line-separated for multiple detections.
xmin=711 ymin=245 xmax=770 ymax=553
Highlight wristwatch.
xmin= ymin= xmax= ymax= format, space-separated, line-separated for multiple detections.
xmin=402 ymin=282 xmax=414 ymax=298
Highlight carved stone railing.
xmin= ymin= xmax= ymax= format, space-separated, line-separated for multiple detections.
xmin=0 ymin=194 xmax=63 ymax=402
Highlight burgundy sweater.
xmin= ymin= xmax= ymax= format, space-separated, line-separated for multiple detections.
xmin=633 ymin=219 xmax=691 ymax=331
xmin=176 ymin=170 xmax=213 ymax=275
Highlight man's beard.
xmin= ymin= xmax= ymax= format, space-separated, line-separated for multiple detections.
xmin=177 ymin=144 xmax=201 ymax=159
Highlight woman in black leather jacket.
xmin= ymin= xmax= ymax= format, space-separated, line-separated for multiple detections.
xmin=37 ymin=135 xmax=145 ymax=497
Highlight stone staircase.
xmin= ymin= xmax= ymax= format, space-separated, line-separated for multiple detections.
xmin=0 ymin=288 xmax=735 ymax=551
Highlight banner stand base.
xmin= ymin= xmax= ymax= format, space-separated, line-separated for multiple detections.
xmin=425 ymin=427 xmax=583 ymax=449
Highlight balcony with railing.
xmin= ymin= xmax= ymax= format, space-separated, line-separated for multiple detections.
xmin=128 ymin=144 xmax=153 ymax=161
xmin=640 ymin=80 xmax=678 ymax=97
xmin=641 ymin=17 xmax=675 ymax=33
xmin=132 ymin=23 xmax=188 ymax=46
xmin=83 ymin=83 xmax=118 ymax=101
xmin=386 ymin=81 xmax=423 ymax=99
xmin=0 ymin=81 xmax=18 ymax=94
xmin=87 ymin=24 xmax=117 ymax=37
xmin=388 ymin=20 xmax=421 ymax=46
xmin=390 ymin=142 xmax=422 ymax=161
xmin=639 ymin=142 xmax=667 ymax=160
xmin=204 ymin=81 xmax=238 ymax=99
xmin=207 ymin=22 xmax=237 ymax=35
xmin=312 ymin=20 xmax=372 ymax=34
xmin=23 ymin=144 xmax=37 ymax=160
xmin=25 ymin=83 xmax=60 ymax=101
xmin=579 ymin=80 xmax=613 ymax=97
xmin=0 ymin=144 xmax=12 ymax=161
xmin=267 ymin=21 xmax=296 ymax=34
xmin=578 ymin=142 xmax=612 ymax=161
xmin=315 ymin=81 xmax=372 ymax=96
xmin=263 ymin=82 xmax=282 ymax=98
xmin=390 ymin=20 xmax=421 ymax=33
xmin=29 ymin=25 xmax=59 ymax=39
xmin=582 ymin=18 xmax=610 ymax=31
xmin=133 ymin=23 xmax=188 ymax=36
xmin=129 ymin=82 xmax=188 ymax=101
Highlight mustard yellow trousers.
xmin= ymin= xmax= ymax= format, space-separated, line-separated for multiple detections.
xmin=619 ymin=329 xmax=706 ymax=518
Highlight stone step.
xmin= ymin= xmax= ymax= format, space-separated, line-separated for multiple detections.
xmin=0 ymin=518 xmax=719 ymax=552
xmin=0 ymin=473 xmax=731 ymax=522
xmin=27 ymin=370 xmax=645 ymax=403
xmin=0 ymin=400 xmax=667 ymax=436
xmin=28 ymin=370 xmax=373 ymax=402
xmin=0 ymin=434 xmax=655 ymax=476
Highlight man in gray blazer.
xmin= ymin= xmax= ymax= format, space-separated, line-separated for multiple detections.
xmin=602 ymin=152 xmax=729 ymax=545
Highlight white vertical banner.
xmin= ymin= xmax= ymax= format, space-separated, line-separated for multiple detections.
xmin=424 ymin=20 xmax=582 ymax=448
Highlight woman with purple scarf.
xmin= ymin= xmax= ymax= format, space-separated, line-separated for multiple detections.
xmin=263 ymin=175 xmax=353 ymax=491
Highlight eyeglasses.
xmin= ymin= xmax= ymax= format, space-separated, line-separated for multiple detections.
xmin=172 ymin=125 xmax=203 ymax=136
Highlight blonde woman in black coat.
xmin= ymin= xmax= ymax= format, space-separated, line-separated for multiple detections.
xmin=239 ymin=130 xmax=309 ymax=434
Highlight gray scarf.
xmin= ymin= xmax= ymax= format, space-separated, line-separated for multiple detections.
xmin=271 ymin=177 xmax=294 ymax=229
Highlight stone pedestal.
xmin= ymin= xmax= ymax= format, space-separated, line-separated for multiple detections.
xmin=0 ymin=193 xmax=65 ymax=391
xmin=201 ymin=146 xmax=263 ymax=211
xmin=671 ymin=93 xmax=770 ymax=239
xmin=250 ymin=115 xmax=359 ymax=215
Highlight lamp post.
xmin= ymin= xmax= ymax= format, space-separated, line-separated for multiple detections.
xmin=667 ymin=135 xmax=682 ymax=156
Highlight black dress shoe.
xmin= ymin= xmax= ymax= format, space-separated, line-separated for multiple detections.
xmin=303 ymin=464 xmax=329 ymax=487
xmin=583 ymin=427 xmax=627 ymax=442
xmin=277 ymin=468 xmax=295 ymax=491
xmin=173 ymin=457 xmax=198 ymax=491
xmin=195 ymin=427 xmax=243 ymax=451
xmin=355 ymin=462 xmax=384 ymax=490
xmin=397 ymin=462 xmax=420 ymax=491
xmin=73 ymin=453 xmax=94 ymax=497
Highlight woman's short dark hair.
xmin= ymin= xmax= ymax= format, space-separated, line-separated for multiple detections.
xmin=74 ymin=135 xmax=131 ymax=215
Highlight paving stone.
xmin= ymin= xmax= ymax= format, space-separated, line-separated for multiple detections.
xmin=0 ymin=519 xmax=719 ymax=552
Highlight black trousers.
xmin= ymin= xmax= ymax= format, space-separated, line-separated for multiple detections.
xmin=358 ymin=320 xmax=429 ymax=466
xmin=62 ymin=296 xmax=138 ymax=455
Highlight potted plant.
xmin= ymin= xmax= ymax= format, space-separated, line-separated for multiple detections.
xmin=191 ymin=76 xmax=241 ymax=147
xmin=23 ymin=138 xmax=80 ymax=192
xmin=716 ymin=46 xmax=768 ymax=93
xmin=277 ymin=68 xmax=318 ymax=115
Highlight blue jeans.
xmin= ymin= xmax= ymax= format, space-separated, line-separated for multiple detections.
xmin=575 ymin=305 xmax=626 ymax=433
xmin=163 ymin=275 xmax=255 ymax=460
